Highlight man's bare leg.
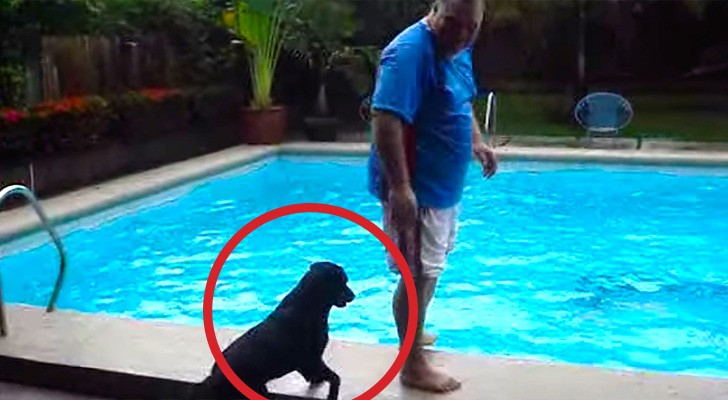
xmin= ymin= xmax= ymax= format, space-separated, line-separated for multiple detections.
xmin=415 ymin=281 xmax=438 ymax=346
xmin=419 ymin=331 xmax=438 ymax=346
xmin=392 ymin=277 xmax=461 ymax=393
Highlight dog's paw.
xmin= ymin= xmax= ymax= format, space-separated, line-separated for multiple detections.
xmin=306 ymin=374 xmax=327 ymax=386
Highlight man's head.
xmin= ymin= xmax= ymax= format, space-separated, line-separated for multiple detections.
xmin=428 ymin=0 xmax=485 ymax=57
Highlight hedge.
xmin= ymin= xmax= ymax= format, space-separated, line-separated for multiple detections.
xmin=0 ymin=86 xmax=246 ymax=166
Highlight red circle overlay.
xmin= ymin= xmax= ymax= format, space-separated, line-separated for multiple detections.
xmin=202 ymin=203 xmax=418 ymax=400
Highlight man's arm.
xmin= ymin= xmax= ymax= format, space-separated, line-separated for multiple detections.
xmin=471 ymin=104 xmax=486 ymax=146
xmin=373 ymin=111 xmax=410 ymax=190
xmin=370 ymin=42 xmax=424 ymax=191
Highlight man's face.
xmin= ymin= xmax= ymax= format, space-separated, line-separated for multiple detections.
xmin=433 ymin=2 xmax=483 ymax=56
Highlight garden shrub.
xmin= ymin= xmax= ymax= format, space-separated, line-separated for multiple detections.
xmin=0 ymin=86 xmax=241 ymax=165
xmin=0 ymin=95 xmax=114 ymax=160
xmin=0 ymin=64 xmax=27 ymax=108
xmin=106 ymin=88 xmax=189 ymax=144
xmin=189 ymin=85 xmax=246 ymax=125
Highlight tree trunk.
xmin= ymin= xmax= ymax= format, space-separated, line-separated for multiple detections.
xmin=577 ymin=0 xmax=587 ymax=99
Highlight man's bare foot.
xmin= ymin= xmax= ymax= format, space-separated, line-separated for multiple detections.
xmin=417 ymin=331 xmax=438 ymax=346
xmin=400 ymin=358 xmax=461 ymax=393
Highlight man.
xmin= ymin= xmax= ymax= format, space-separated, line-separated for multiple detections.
xmin=366 ymin=0 xmax=497 ymax=394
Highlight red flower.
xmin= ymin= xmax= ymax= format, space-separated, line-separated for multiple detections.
xmin=0 ymin=109 xmax=27 ymax=125
xmin=139 ymin=88 xmax=182 ymax=102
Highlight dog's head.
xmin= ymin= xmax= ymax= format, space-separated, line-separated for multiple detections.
xmin=305 ymin=261 xmax=356 ymax=308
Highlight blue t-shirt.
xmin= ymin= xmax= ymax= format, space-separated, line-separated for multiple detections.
xmin=367 ymin=19 xmax=478 ymax=209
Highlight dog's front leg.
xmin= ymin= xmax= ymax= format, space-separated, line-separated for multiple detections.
xmin=316 ymin=362 xmax=340 ymax=400
xmin=324 ymin=367 xmax=340 ymax=400
xmin=299 ymin=362 xmax=340 ymax=400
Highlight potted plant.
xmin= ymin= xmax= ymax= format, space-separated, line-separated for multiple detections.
xmin=287 ymin=0 xmax=356 ymax=142
xmin=223 ymin=0 xmax=300 ymax=144
xmin=333 ymin=46 xmax=381 ymax=124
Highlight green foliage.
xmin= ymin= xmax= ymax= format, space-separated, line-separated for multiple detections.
xmin=286 ymin=0 xmax=356 ymax=71
xmin=0 ymin=87 xmax=213 ymax=160
xmin=0 ymin=63 xmax=27 ymax=108
xmin=350 ymin=0 xmax=431 ymax=45
xmin=330 ymin=45 xmax=381 ymax=98
xmin=90 ymin=0 xmax=221 ymax=35
xmin=284 ymin=0 xmax=356 ymax=115
xmin=226 ymin=0 xmax=302 ymax=109
xmin=485 ymin=0 xmax=573 ymax=46
xmin=682 ymin=0 xmax=709 ymax=19
xmin=1 ymin=0 xmax=26 ymax=65
xmin=0 ymin=0 xmax=234 ymax=87
xmin=2 ymin=0 xmax=224 ymax=36
xmin=85 ymin=0 xmax=234 ymax=85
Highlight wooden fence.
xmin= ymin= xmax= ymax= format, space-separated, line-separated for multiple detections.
xmin=37 ymin=34 xmax=177 ymax=102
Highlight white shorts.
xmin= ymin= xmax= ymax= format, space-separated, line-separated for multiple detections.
xmin=382 ymin=201 xmax=460 ymax=279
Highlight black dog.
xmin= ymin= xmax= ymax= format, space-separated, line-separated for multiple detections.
xmin=189 ymin=261 xmax=355 ymax=400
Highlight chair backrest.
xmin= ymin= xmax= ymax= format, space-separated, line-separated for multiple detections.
xmin=574 ymin=92 xmax=634 ymax=132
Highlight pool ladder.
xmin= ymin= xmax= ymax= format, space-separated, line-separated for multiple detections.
xmin=483 ymin=91 xmax=496 ymax=142
xmin=0 ymin=184 xmax=67 ymax=337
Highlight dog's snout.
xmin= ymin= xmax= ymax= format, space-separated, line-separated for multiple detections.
xmin=344 ymin=286 xmax=355 ymax=301
xmin=334 ymin=285 xmax=355 ymax=308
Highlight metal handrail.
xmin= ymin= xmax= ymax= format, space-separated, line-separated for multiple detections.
xmin=0 ymin=184 xmax=67 ymax=337
xmin=483 ymin=92 xmax=498 ymax=146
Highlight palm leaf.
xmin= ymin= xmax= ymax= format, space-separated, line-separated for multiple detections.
xmin=230 ymin=0 xmax=297 ymax=109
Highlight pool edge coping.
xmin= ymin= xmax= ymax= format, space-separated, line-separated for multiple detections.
xmin=1 ymin=304 xmax=727 ymax=400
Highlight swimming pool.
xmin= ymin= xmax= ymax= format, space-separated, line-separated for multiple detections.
xmin=1 ymin=154 xmax=727 ymax=378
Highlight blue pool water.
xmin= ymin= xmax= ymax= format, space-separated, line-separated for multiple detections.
xmin=2 ymin=155 xmax=728 ymax=378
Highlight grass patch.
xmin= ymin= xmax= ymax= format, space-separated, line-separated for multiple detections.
xmin=475 ymin=92 xmax=728 ymax=142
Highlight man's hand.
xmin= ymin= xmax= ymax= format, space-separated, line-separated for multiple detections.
xmin=372 ymin=110 xmax=417 ymax=227
xmin=471 ymin=104 xmax=498 ymax=179
xmin=473 ymin=141 xmax=498 ymax=179
xmin=389 ymin=185 xmax=418 ymax=232
xmin=388 ymin=185 xmax=418 ymax=272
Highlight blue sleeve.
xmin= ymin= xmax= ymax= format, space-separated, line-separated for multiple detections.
xmin=463 ymin=46 xmax=478 ymax=102
xmin=370 ymin=42 xmax=426 ymax=125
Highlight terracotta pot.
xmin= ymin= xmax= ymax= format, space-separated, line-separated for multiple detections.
xmin=241 ymin=106 xmax=288 ymax=145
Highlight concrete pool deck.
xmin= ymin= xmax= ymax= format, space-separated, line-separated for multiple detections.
xmin=2 ymin=142 xmax=728 ymax=399
xmin=1 ymin=305 xmax=727 ymax=400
